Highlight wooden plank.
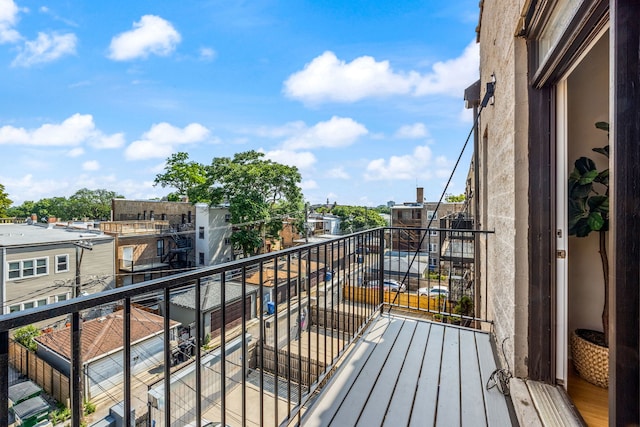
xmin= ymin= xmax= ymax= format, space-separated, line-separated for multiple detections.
xmin=459 ymin=329 xmax=487 ymax=427
xmin=356 ymin=319 xmax=419 ymax=426
xmin=381 ymin=321 xmax=431 ymax=427
xmin=475 ymin=333 xmax=511 ymax=427
xmin=326 ymin=317 xmax=406 ymax=426
xmin=302 ymin=316 xmax=398 ymax=427
xmin=409 ymin=323 xmax=445 ymax=427
xmin=435 ymin=327 xmax=460 ymax=427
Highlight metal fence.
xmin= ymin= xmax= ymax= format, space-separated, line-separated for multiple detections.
xmin=0 ymin=226 xmax=492 ymax=427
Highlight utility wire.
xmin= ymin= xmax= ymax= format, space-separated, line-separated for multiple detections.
xmin=389 ymin=80 xmax=495 ymax=311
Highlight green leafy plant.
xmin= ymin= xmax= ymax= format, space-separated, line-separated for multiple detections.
xmin=13 ymin=325 xmax=41 ymax=352
xmin=50 ymin=403 xmax=71 ymax=424
xmin=568 ymin=121 xmax=610 ymax=346
xmin=84 ymin=400 xmax=96 ymax=415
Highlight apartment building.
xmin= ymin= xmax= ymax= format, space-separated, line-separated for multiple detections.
xmin=0 ymin=221 xmax=115 ymax=320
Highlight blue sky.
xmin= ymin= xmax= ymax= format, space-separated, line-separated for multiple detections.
xmin=0 ymin=0 xmax=480 ymax=207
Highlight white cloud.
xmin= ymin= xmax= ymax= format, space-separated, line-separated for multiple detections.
xmin=67 ymin=147 xmax=84 ymax=157
xmin=0 ymin=113 xmax=120 ymax=147
xmin=263 ymin=149 xmax=316 ymax=171
xmin=108 ymin=15 xmax=181 ymax=61
xmin=252 ymin=121 xmax=306 ymax=139
xmin=394 ymin=123 xmax=429 ymax=139
xmin=282 ymin=116 xmax=368 ymax=150
xmin=0 ymin=0 xmax=21 ymax=44
xmin=12 ymin=32 xmax=77 ymax=67
xmin=82 ymin=160 xmax=100 ymax=171
xmin=300 ymin=180 xmax=318 ymax=190
xmin=284 ymin=51 xmax=418 ymax=103
xmin=199 ymin=47 xmax=216 ymax=61
xmin=364 ymin=144 xmax=451 ymax=181
xmin=125 ymin=122 xmax=210 ymax=160
xmin=91 ymin=133 xmax=125 ymax=149
xmin=414 ymin=42 xmax=479 ymax=96
xmin=325 ymin=167 xmax=350 ymax=180
xmin=284 ymin=41 xmax=479 ymax=103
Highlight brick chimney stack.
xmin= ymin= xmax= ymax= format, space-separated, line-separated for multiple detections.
xmin=416 ymin=187 xmax=424 ymax=203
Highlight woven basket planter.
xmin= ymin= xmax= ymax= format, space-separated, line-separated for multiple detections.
xmin=571 ymin=329 xmax=608 ymax=388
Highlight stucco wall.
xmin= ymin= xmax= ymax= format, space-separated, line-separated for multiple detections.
xmin=478 ymin=0 xmax=529 ymax=377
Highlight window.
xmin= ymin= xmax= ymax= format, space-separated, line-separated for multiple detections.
xmin=429 ymin=258 xmax=438 ymax=267
xmin=144 ymin=273 xmax=152 ymax=281
xmin=56 ymin=254 xmax=69 ymax=273
xmin=224 ymin=213 xmax=231 ymax=222
xmin=224 ymin=238 xmax=231 ymax=245
xmin=429 ymin=243 xmax=438 ymax=252
xmin=188 ymin=211 xmax=192 ymax=223
xmin=199 ymin=227 xmax=205 ymax=239
xmin=55 ymin=293 xmax=69 ymax=302
xmin=430 ymin=230 xmax=438 ymax=236
xmin=8 ymin=262 xmax=20 ymax=279
xmin=427 ymin=211 xmax=436 ymax=220
xmin=199 ymin=252 xmax=205 ymax=265
xmin=150 ymin=210 xmax=155 ymax=220
xmin=7 ymin=257 xmax=49 ymax=280
xmin=10 ymin=298 xmax=49 ymax=313
xmin=157 ymin=239 xmax=164 ymax=256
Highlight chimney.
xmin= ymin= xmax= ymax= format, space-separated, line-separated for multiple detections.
xmin=416 ymin=187 xmax=424 ymax=203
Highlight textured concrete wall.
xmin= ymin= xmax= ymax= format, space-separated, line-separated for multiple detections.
xmin=478 ymin=0 xmax=530 ymax=377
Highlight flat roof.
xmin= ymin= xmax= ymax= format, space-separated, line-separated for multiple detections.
xmin=0 ymin=223 xmax=113 ymax=247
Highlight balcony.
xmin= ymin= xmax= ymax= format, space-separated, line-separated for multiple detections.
xmin=0 ymin=227 xmax=512 ymax=427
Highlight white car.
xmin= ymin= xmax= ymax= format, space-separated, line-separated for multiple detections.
xmin=418 ymin=286 xmax=449 ymax=299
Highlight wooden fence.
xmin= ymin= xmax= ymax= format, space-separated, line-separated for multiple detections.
xmin=342 ymin=285 xmax=451 ymax=312
xmin=258 ymin=345 xmax=326 ymax=387
xmin=9 ymin=340 xmax=70 ymax=406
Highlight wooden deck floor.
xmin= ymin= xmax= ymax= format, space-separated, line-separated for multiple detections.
xmin=302 ymin=313 xmax=515 ymax=427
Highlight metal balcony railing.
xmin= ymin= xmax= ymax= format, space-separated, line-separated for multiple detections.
xmin=0 ymin=226 xmax=493 ymax=427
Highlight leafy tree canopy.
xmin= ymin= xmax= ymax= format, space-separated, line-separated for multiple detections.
xmin=329 ymin=205 xmax=387 ymax=233
xmin=6 ymin=188 xmax=122 ymax=221
xmin=156 ymin=150 xmax=305 ymax=256
xmin=13 ymin=325 xmax=40 ymax=352
xmin=0 ymin=183 xmax=12 ymax=217
xmin=445 ymin=193 xmax=466 ymax=203
xmin=154 ymin=152 xmax=209 ymax=203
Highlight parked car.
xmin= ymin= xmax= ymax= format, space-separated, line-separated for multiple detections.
xmin=366 ymin=279 xmax=406 ymax=292
xmin=418 ymin=285 xmax=449 ymax=299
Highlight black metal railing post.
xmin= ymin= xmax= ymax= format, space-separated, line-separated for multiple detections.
xmin=70 ymin=310 xmax=82 ymax=427
xmin=0 ymin=330 xmax=8 ymax=425
xmin=123 ymin=298 xmax=131 ymax=427
xmin=195 ymin=278 xmax=202 ymax=427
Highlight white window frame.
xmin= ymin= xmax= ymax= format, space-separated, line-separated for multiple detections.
xmin=430 ymin=230 xmax=438 ymax=236
xmin=429 ymin=243 xmax=438 ymax=252
xmin=7 ymin=257 xmax=49 ymax=280
xmin=56 ymin=254 xmax=70 ymax=273
xmin=9 ymin=297 xmax=50 ymax=313
xmin=55 ymin=293 xmax=70 ymax=302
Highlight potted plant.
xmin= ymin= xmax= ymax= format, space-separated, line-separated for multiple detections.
xmin=568 ymin=121 xmax=609 ymax=388
xmin=454 ymin=295 xmax=474 ymax=327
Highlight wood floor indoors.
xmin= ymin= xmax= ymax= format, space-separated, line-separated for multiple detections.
xmin=567 ymin=365 xmax=608 ymax=426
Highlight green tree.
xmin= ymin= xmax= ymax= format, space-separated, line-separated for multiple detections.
xmin=330 ymin=205 xmax=386 ymax=233
xmin=155 ymin=151 xmax=304 ymax=256
xmin=154 ymin=152 xmax=209 ymax=202
xmin=13 ymin=325 xmax=41 ymax=352
xmin=445 ymin=193 xmax=466 ymax=203
xmin=68 ymin=188 xmax=122 ymax=220
xmin=0 ymin=183 xmax=12 ymax=217
xmin=206 ymin=151 xmax=304 ymax=256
